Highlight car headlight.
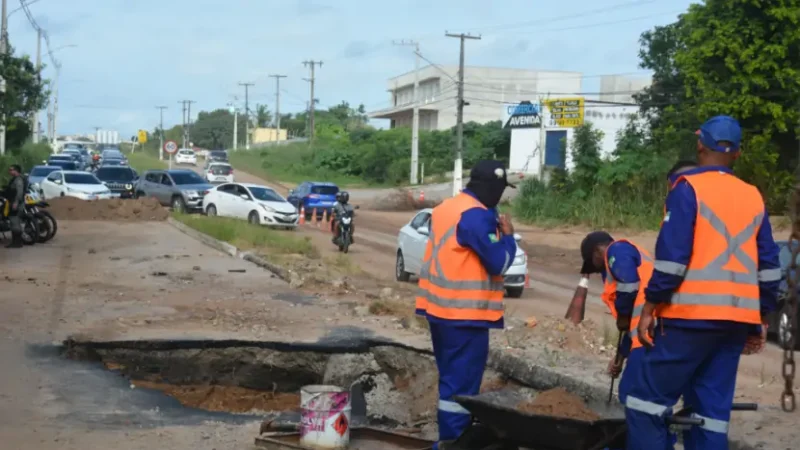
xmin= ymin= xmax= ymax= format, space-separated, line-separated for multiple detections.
xmin=513 ymin=254 xmax=527 ymax=266
xmin=184 ymin=190 xmax=198 ymax=197
xmin=260 ymin=204 xmax=275 ymax=212
xmin=125 ymin=184 xmax=133 ymax=190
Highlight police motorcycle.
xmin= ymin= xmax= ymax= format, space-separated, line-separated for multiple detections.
xmin=0 ymin=193 xmax=40 ymax=246
xmin=334 ymin=205 xmax=360 ymax=254
xmin=24 ymin=186 xmax=56 ymax=242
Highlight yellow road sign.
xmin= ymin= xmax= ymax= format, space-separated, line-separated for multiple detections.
xmin=137 ymin=129 xmax=148 ymax=144
xmin=546 ymin=97 xmax=585 ymax=128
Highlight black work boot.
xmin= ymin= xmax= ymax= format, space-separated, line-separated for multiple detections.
xmin=6 ymin=232 xmax=23 ymax=248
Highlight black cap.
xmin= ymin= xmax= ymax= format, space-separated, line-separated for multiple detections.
xmin=580 ymin=231 xmax=613 ymax=274
xmin=469 ymin=160 xmax=516 ymax=189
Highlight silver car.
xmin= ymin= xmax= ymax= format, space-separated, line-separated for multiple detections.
xmin=135 ymin=169 xmax=213 ymax=213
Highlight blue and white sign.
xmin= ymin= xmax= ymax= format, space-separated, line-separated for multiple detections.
xmin=501 ymin=101 xmax=541 ymax=129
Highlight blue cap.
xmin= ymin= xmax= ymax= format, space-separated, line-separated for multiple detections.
xmin=698 ymin=115 xmax=742 ymax=153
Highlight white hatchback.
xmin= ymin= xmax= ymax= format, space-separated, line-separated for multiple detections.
xmin=202 ymin=182 xmax=299 ymax=228
xmin=395 ymin=208 xmax=529 ymax=298
xmin=205 ymin=162 xmax=235 ymax=184
xmin=40 ymin=170 xmax=114 ymax=201
xmin=175 ymin=149 xmax=197 ymax=165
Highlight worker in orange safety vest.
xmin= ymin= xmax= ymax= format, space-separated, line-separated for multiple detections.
xmin=415 ymin=160 xmax=517 ymax=450
xmin=624 ymin=116 xmax=782 ymax=450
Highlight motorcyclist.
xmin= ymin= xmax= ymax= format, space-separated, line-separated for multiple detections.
xmin=330 ymin=191 xmax=355 ymax=245
xmin=3 ymin=164 xmax=26 ymax=248
xmin=91 ymin=153 xmax=100 ymax=170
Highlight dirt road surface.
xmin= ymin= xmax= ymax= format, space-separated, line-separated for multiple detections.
xmin=0 ymin=221 xmax=431 ymax=450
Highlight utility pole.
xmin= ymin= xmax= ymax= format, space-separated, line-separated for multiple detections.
xmin=93 ymin=126 xmax=100 ymax=142
xmin=238 ymin=82 xmax=254 ymax=149
xmin=179 ymin=101 xmax=187 ymax=148
xmin=31 ymin=28 xmax=41 ymax=143
xmin=1 ymin=0 xmax=8 ymax=155
xmin=394 ymin=40 xmax=421 ymax=185
xmin=269 ymin=74 xmax=287 ymax=142
xmin=445 ymin=32 xmax=481 ymax=196
xmin=538 ymin=95 xmax=549 ymax=181
xmin=156 ymin=106 xmax=167 ymax=160
xmin=187 ymin=100 xmax=195 ymax=148
xmin=302 ymin=60 xmax=323 ymax=140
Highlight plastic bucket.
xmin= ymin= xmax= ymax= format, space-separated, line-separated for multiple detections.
xmin=299 ymin=385 xmax=352 ymax=449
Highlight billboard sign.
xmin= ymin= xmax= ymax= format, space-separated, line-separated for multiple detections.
xmin=546 ymin=97 xmax=585 ymax=128
xmin=501 ymin=101 xmax=541 ymax=129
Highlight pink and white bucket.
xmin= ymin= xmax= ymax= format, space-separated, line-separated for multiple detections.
xmin=299 ymin=385 xmax=352 ymax=449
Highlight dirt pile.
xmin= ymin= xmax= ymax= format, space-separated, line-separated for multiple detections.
xmin=369 ymin=188 xmax=440 ymax=211
xmin=132 ymin=380 xmax=301 ymax=413
xmin=516 ymin=387 xmax=601 ymax=421
xmin=47 ymin=197 xmax=169 ymax=221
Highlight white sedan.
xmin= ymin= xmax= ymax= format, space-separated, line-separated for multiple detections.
xmin=40 ymin=170 xmax=114 ymax=201
xmin=202 ymin=182 xmax=299 ymax=228
xmin=204 ymin=162 xmax=235 ymax=184
xmin=395 ymin=208 xmax=529 ymax=298
xmin=174 ymin=149 xmax=197 ymax=165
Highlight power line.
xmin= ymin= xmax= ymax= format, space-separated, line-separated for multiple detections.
xmin=302 ymin=60 xmax=323 ymax=140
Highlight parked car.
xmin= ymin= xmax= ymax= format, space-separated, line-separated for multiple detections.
xmin=47 ymin=160 xmax=78 ymax=171
xmin=204 ymin=162 xmax=234 ymax=184
xmin=135 ymin=169 xmax=212 ymax=213
xmin=286 ymin=181 xmax=339 ymax=220
xmin=175 ymin=149 xmax=197 ymax=165
xmin=40 ymin=170 xmax=113 ymax=200
xmin=100 ymin=157 xmax=127 ymax=167
xmin=395 ymin=208 xmax=529 ymax=298
xmin=94 ymin=166 xmax=138 ymax=199
xmin=100 ymin=149 xmax=127 ymax=164
xmin=28 ymin=165 xmax=62 ymax=192
xmin=206 ymin=150 xmax=229 ymax=163
xmin=769 ymin=240 xmax=800 ymax=349
xmin=203 ymin=183 xmax=299 ymax=228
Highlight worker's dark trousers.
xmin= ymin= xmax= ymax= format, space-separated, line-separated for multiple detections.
xmin=429 ymin=321 xmax=489 ymax=449
xmin=624 ymin=325 xmax=747 ymax=450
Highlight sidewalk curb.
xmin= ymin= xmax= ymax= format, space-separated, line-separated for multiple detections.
xmin=167 ymin=217 xmax=289 ymax=282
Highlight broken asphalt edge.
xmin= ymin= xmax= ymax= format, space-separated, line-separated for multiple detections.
xmin=166 ymin=217 xmax=289 ymax=281
xmin=164 ymin=217 xmax=762 ymax=450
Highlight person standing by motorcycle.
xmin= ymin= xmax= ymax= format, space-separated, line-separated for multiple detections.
xmin=4 ymin=164 xmax=26 ymax=248
xmin=330 ymin=191 xmax=355 ymax=244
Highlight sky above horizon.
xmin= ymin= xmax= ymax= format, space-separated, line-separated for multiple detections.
xmin=5 ymin=0 xmax=695 ymax=137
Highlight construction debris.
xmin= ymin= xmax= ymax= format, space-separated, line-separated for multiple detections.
xmin=516 ymin=387 xmax=601 ymax=421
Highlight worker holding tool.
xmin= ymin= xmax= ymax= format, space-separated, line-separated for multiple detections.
xmin=416 ymin=160 xmax=517 ymax=450
xmin=577 ymin=231 xmax=653 ymax=404
xmin=624 ymin=116 xmax=782 ymax=450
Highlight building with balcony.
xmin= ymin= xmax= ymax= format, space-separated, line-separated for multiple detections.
xmin=369 ymin=65 xmax=583 ymax=130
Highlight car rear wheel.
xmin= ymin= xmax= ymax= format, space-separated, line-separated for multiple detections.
xmin=206 ymin=204 xmax=217 ymax=217
xmin=506 ymin=287 xmax=524 ymax=298
xmin=248 ymin=211 xmax=260 ymax=225
xmin=396 ymin=251 xmax=411 ymax=282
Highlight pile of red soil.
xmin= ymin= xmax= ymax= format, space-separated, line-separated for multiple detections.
xmin=369 ymin=188 xmax=440 ymax=211
xmin=47 ymin=197 xmax=169 ymax=221
xmin=133 ymin=380 xmax=301 ymax=413
xmin=517 ymin=387 xmax=601 ymax=421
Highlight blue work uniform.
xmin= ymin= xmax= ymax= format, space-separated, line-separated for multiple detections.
xmin=624 ymin=166 xmax=781 ymax=450
xmin=415 ymin=188 xmax=517 ymax=446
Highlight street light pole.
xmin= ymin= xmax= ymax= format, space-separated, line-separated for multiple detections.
xmin=1 ymin=0 xmax=9 ymax=156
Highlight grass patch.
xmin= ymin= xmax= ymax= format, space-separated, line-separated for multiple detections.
xmin=172 ymin=213 xmax=319 ymax=258
xmin=126 ymin=150 xmax=167 ymax=172
xmin=323 ymin=254 xmax=362 ymax=275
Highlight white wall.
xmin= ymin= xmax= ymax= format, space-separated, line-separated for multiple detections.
xmin=508 ymin=103 xmax=644 ymax=178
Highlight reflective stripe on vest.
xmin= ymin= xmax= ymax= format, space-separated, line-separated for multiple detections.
xmin=415 ymin=193 xmax=505 ymax=322
xmin=602 ymin=240 xmax=654 ymax=350
xmin=657 ymin=172 xmax=764 ymax=324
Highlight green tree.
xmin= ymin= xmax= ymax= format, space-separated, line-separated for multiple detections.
xmin=191 ymin=109 xmax=247 ymax=149
xmin=569 ymin=123 xmax=604 ymax=196
xmin=255 ymin=104 xmax=272 ymax=128
xmin=0 ymin=44 xmax=49 ymax=147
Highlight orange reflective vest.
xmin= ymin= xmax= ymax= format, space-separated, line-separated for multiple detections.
xmin=415 ymin=193 xmax=506 ymax=322
xmin=600 ymin=240 xmax=654 ymax=350
xmin=656 ymin=171 xmax=764 ymax=324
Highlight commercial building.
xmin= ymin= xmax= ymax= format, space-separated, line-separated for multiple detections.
xmin=369 ymin=65 xmax=582 ymax=131
xmin=251 ymin=127 xmax=288 ymax=144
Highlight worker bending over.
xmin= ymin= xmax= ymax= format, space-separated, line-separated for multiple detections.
xmin=416 ymin=160 xmax=517 ymax=449
xmin=578 ymin=231 xmax=653 ymax=404
xmin=625 ymin=116 xmax=781 ymax=450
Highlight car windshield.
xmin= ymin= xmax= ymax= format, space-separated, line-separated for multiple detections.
xmin=65 ymin=173 xmax=101 ymax=185
xmin=311 ymin=185 xmax=339 ymax=195
xmin=49 ymin=155 xmax=71 ymax=160
xmin=249 ymin=187 xmax=284 ymax=202
xmin=210 ymin=164 xmax=232 ymax=174
xmin=102 ymin=159 xmax=123 ymax=165
xmin=95 ymin=168 xmax=135 ymax=181
xmin=50 ymin=161 xmax=76 ymax=169
xmin=170 ymin=172 xmax=205 ymax=185
xmin=179 ymin=150 xmax=194 ymax=155
xmin=30 ymin=167 xmax=60 ymax=177
xmin=103 ymin=151 xmax=124 ymax=158
xmin=210 ymin=151 xmax=228 ymax=159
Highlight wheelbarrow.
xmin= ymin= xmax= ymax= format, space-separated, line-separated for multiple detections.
xmin=448 ymin=391 xmax=758 ymax=450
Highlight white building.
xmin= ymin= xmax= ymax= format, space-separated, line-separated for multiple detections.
xmin=599 ymin=74 xmax=652 ymax=104
xmin=369 ymin=65 xmax=582 ymax=130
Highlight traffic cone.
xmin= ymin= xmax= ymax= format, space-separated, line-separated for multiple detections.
xmin=312 ymin=208 xmax=317 ymax=226
xmin=419 ymin=190 xmax=425 ymax=202
xmin=299 ymin=206 xmax=306 ymax=224
xmin=525 ymin=274 xmax=531 ymax=288
xmin=321 ymin=209 xmax=328 ymax=228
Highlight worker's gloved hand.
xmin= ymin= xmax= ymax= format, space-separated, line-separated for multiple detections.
xmin=607 ymin=355 xmax=623 ymax=378
xmin=742 ymin=324 xmax=768 ymax=355
xmin=616 ymin=315 xmax=630 ymax=332
xmin=499 ymin=213 xmax=514 ymax=236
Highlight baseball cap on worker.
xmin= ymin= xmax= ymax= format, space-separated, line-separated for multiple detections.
xmin=469 ymin=160 xmax=517 ymax=188
xmin=580 ymin=231 xmax=614 ymax=274
xmin=697 ymin=115 xmax=742 ymax=153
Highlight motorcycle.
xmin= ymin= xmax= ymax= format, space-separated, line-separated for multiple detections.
xmin=0 ymin=197 xmax=40 ymax=246
xmin=334 ymin=206 xmax=359 ymax=254
xmin=25 ymin=189 xmax=57 ymax=243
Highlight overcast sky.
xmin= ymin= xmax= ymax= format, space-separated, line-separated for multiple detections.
xmin=5 ymin=0 xmax=694 ymax=136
